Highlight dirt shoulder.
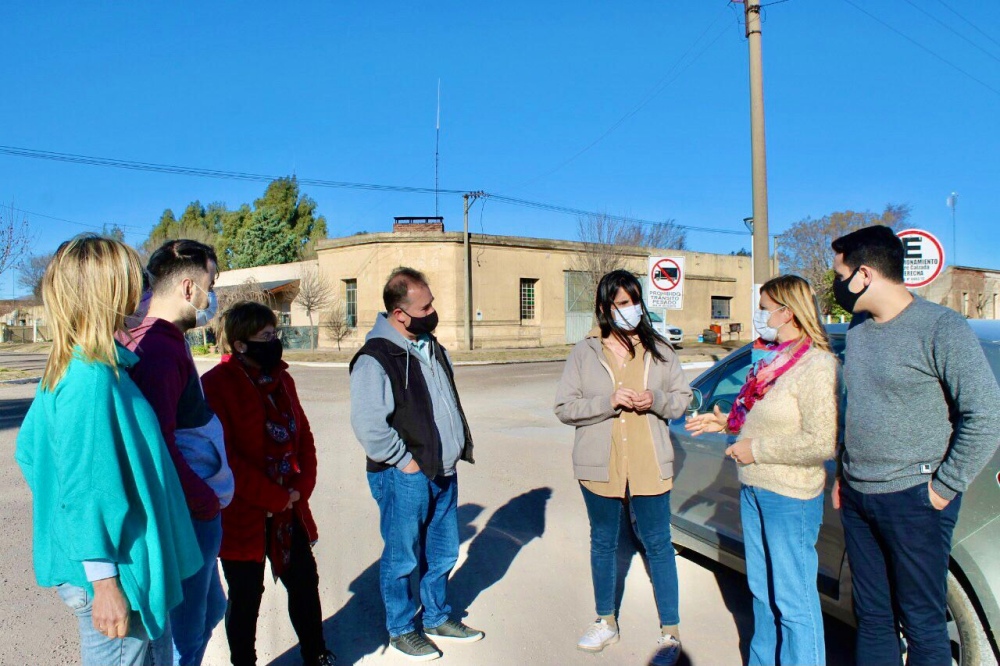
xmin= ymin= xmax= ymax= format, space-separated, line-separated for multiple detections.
xmin=263 ymin=341 xmax=745 ymax=365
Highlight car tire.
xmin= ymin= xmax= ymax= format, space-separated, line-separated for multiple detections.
xmin=947 ymin=571 xmax=997 ymax=666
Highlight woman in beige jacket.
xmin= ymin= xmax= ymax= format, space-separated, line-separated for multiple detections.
xmin=555 ymin=270 xmax=692 ymax=666
xmin=686 ymin=275 xmax=839 ymax=666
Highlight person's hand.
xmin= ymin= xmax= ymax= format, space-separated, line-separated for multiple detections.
xmin=632 ymin=390 xmax=655 ymax=412
xmin=685 ymin=406 xmax=729 ymax=437
xmin=831 ymin=477 xmax=842 ymax=511
xmin=725 ymin=440 xmax=755 ymax=465
xmin=92 ymin=577 xmax=129 ymax=639
xmin=283 ymin=489 xmax=302 ymax=511
xmin=611 ymin=388 xmax=640 ymax=410
xmin=928 ymin=481 xmax=951 ymax=510
xmin=401 ymin=459 xmax=421 ymax=475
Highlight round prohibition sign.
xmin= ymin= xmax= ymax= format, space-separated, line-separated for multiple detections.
xmin=897 ymin=228 xmax=945 ymax=288
xmin=651 ymin=258 xmax=682 ymax=291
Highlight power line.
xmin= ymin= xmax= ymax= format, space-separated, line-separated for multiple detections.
xmin=930 ymin=0 xmax=1000 ymax=50
xmin=0 ymin=145 xmax=469 ymax=196
xmin=900 ymin=0 xmax=1000 ymax=65
xmin=485 ymin=193 xmax=750 ymax=236
xmin=507 ymin=4 xmax=734 ymax=191
xmin=3 ymin=202 xmax=144 ymax=231
xmin=840 ymin=0 xmax=1000 ymax=98
xmin=0 ymin=143 xmax=753 ymax=237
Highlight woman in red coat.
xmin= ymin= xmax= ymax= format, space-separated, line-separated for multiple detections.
xmin=202 ymin=301 xmax=335 ymax=666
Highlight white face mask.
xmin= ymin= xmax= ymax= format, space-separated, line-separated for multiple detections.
xmin=613 ymin=303 xmax=644 ymax=331
xmin=190 ymin=284 xmax=218 ymax=328
xmin=753 ymin=306 xmax=787 ymax=342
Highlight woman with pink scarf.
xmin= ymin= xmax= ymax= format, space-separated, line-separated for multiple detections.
xmin=686 ymin=275 xmax=840 ymax=666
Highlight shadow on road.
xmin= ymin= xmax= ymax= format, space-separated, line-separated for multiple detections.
xmin=0 ymin=398 xmax=34 ymax=432
xmin=269 ymin=487 xmax=552 ymax=666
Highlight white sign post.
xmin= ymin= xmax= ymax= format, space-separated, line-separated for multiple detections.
xmin=898 ymin=229 xmax=945 ymax=288
xmin=648 ymin=256 xmax=685 ymax=310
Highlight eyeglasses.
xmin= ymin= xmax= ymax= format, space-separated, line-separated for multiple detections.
xmin=251 ymin=330 xmax=282 ymax=342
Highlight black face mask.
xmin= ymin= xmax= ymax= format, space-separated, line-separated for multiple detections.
xmin=833 ymin=267 xmax=870 ymax=314
xmin=402 ymin=309 xmax=439 ymax=335
xmin=242 ymin=339 xmax=283 ymax=370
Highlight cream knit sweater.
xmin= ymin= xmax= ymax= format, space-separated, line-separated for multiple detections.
xmin=739 ymin=347 xmax=841 ymax=500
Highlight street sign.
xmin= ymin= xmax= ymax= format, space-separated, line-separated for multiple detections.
xmin=897 ymin=229 xmax=945 ymax=288
xmin=648 ymin=256 xmax=685 ymax=310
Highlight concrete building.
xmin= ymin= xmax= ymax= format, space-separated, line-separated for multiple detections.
xmin=214 ymin=259 xmax=316 ymax=327
xmin=916 ymin=265 xmax=1000 ymax=319
xmin=309 ymin=218 xmax=756 ymax=350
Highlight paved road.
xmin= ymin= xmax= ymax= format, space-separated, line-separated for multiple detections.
xmin=0 ymin=352 xmax=47 ymax=372
xmin=0 ymin=361 xmax=854 ymax=665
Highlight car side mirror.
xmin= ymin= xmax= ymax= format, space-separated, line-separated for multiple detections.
xmin=688 ymin=388 xmax=704 ymax=414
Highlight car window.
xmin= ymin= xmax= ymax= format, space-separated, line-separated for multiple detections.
xmin=705 ymin=352 xmax=753 ymax=413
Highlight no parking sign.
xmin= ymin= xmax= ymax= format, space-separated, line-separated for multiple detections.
xmin=898 ymin=229 xmax=945 ymax=288
xmin=648 ymin=256 xmax=685 ymax=310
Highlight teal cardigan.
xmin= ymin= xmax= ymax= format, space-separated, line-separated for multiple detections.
xmin=15 ymin=345 xmax=202 ymax=640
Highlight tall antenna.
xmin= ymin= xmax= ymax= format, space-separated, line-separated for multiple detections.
xmin=435 ymin=79 xmax=441 ymax=218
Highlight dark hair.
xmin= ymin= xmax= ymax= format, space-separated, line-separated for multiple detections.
xmin=383 ymin=266 xmax=429 ymax=312
xmin=595 ymin=269 xmax=668 ymax=362
xmin=221 ymin=301 xmax=278 ymax=353
xmin=146 ymin=239 xmax=219 ymax=294
xmin=830 ymin=225 xmax=904 ymax=283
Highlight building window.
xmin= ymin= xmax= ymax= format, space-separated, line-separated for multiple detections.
xmin=520 ymin=279 xmax=537 ymax=321
xmin=962 ymin=292 xmax=969 ymax=317
xmin=345 ymin=279 xmax=357 ymax=328
xmin=279 ymin=312 xmax=291 ymax=326
xmin=993 ymin=293 xmax=998 ymax=320
xmin=711 ymin=296 xmax=732 ymax=320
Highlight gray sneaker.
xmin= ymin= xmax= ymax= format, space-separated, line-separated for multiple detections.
xmin=648 ymin=634 xmax=682 ymax=666
xmin=389 ymin=631 xmax=442 ymax=662
xmin=425 ymin=619 xmax=485 ymax=643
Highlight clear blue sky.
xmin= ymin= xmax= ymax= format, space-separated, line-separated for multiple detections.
xmin=2 ymin=1 xmax=998 ymax=296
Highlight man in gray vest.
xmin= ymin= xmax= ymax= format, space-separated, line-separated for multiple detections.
xmin=350 ymin=267 xmax=482 ymax=662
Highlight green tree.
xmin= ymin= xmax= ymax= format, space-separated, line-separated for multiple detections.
xmin=820 ymin=269 xmax=853 ymax=321
xmin=139 ymin=177 xmax=328 ymax=270
xmin=230 ymin=208 xmax=300 ymax=268
xmin=779 ymin=203 xmax=910 ymax=310
xmin=254 ymin=177 xmax=328 ymax=260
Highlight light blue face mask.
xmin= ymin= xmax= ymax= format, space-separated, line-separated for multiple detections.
xmin=191 ymin=285 xmax=218 ymax=327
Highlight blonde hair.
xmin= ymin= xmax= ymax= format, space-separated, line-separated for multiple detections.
xmin=760 ymin=274 xmax=831 ymax=353
xmin=41 ymin=234 xmax=144 ymax=390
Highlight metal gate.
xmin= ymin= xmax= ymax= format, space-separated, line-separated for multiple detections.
xmin=565 ymin=271 xmax=595 ymax=344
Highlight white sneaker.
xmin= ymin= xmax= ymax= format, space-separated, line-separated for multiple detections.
xmin=577 ymin=619 xmax=620 ymax=652
xmin=648 ymin=634 xmax=682 ymax=666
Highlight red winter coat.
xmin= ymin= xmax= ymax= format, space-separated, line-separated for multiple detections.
xmin=202 ymin=356 xmax=318 ymax=562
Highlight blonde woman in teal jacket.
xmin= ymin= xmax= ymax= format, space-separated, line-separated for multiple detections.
xmin=15 ymin=235 xmax=201 ymax=666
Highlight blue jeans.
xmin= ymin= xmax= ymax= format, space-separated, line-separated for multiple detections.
xmin=740 ymin=485 xmax=825 ymax=666
xmin=57 ymin=583 xmax=151 ymax=666
xmin=161 ymin=515 xmax=226 ymax=665
xmin=580 ymin=484 xmax=680 ymax=626
xmin=367 ymin=467 xmax=459 ymax=637
xmin=840 ymin=481 xmax=961 ymax=666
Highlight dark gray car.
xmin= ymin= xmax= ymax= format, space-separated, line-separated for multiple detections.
xmin=670 ymin=320 xmax=1000 ymax=666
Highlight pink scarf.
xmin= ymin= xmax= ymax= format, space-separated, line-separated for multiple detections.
xmin=726 ymin=337 xmax=813 ymax=435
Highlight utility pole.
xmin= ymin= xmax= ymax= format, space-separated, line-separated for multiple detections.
xmin=745 ymin=0 xmax=771 ymax=288
xmin=463 ymin=192 xmax=485 ymax=350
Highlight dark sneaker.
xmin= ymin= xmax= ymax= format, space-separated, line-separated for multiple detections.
xmin=648 ymin=634 xmax=682 ymax=666
xmin=389 ymin=631 xmax=442 ymax=662
xmin=313 ymin=651 xmax=337 ymax=666
xmin=425 ymin=619 xmax=485 ymax=643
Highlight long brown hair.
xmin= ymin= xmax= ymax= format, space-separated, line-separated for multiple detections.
xmin=759 ymin=274 xmax=831 ymax=353
xmin=42 ymin=235 xmax=144 ymax=389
